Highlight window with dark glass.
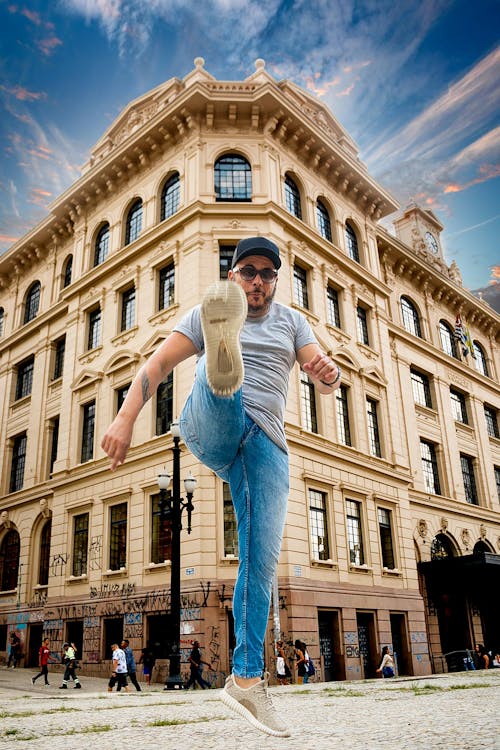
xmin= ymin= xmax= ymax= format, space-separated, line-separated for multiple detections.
xmin=15 ymin=355 xmax=34 ymax=400
xmin=125 ymin=199 xmax=143 ymax=245
xmin=284 ymin=174 xmax=302 ymax=218
xmin=366 ymin=398 xmax=381 ymax=457
xmin=151 ymin=493 xmax=173 ymax=563
xmin=87 ymin=307 xmax=101 ymax=350
xmin=160 ymin=172 xmax=180 ymax=220
xmin=420 ymin=440 xmax=441 ymax=495
xmin=293 ymin=265 xmax=309 ymax=308
xmin=336 ymin=385 xmax=352 ymax=446
xmin=10 ymin=432 xmax=27 ymax=493
xmin=0 ymin=529 xmax=20 ymax=590
xmin=357 ymin=305 xmax=369 ymax=346
xmin=430 ymin=533 xmax=454 ymax=559
xmin=439 ymin=320 xmax=458 ymax=359
xmin=223 ymin=483 xmax=238 ymax=557
xmin=450 ymin=389 xmax=468 ymax=424
xmin=495 ymin=466 xmax=500 ymax=502
xmin=94 ymin=224 xmax=110 ymax=266
xmin=116 ymin=384 xmax=130 ymax=415
xmin=309 ymin=489 xmax=330 ymax=560
xmin=300 ymin=372 xmax=318 ymax=433
xmin=159 ymin=263 xmax=175 ymax=310
xmin=411 ymin=369 xmax=432 ymax=408
xmin=378 ymin=508 xmax=395 ymax=569
xmin=219 ymin=245 xmax=236 ymax=279
xmin=461 ymin=454 xmax=478 ymax=505
xmin=109 ymin=502 xmax=127 ymax=570
xmin=81 ymin=400 xmax=95 ymax=463
xmin=38 ymin=519 xmax=52 ymax=586
xmin=484 ymin=405 xmax=499 ymax=438
xmin=53 ymin=336 xmax=65 ymax=380
xmin=120 ymin=287 xmax=135 ymax=331
xmin=346 ymin=499 xmax=364 ymax=565
xmin=0 ymin=306 xmax=4 ymax=337
xmin=49 ymin=416 xmax=59 ymax=476
xmin=24 ymin=281 xmax=41 ymax=323
xmin=345 ymin=222 xmax=359 ymax=262
xmin=63 ymin=255 xmax=73 ymax=288
xmin=474 ymin=342 xmax=489 ymax=377
xmin=214 ymin=154 xmax=251 ymax=201
xmin=72 ymin=513 xmax=89 ymax=577
xmin=316 ymin=199 xmax=332 ymax=241
xmin=327 ymin=285 xmax=341 ymax=328
xmin=401 ymin=297 xmax=422 ymax=338
xmin=156 ymin=373 xmax=173 ymax=435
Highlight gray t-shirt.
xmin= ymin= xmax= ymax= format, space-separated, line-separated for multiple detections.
xmin=174 ymin=301 xmax=317 ymax=452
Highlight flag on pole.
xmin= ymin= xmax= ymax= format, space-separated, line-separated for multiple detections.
xmin=455 ymin=314 xmax=469 ymax=357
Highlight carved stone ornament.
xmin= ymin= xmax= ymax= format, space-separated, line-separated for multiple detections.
xmin=440 ymin=517 xmax=448 ymax=532
xmin=0 ymin=510 xmax=10 ymax=528
xmin=479 ymin=523 xmax=487 ymax=539
xmin=417 ymin=519 xmax=428 ymax=538
xmin=39 ymin=498 xmax=51 ymax=519
xmin=461 ymin=528 xmax=471 ymax=549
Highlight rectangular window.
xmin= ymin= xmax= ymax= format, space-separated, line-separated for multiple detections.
xmin=300 ymin=372 xmax=318 ymax=433
xmin=49 ymin=416 xmax=59 ymax=476
xmin=336 ymin=385 xmax=351 ymax=446
xmin=495 ymin=466 xmax=500 ymax=502
xmin=293 ymin=265 xmax=309 ymax=309
xmin=356 ymin=306 xmax=369 ymax=346
xmin=366 ymin=398 xmax=381 ymax=457
xmin=346 ymin=499 xmax=364 ymax=565
xmin=223 ymin=483 xmax=238 ymax=557
xmin=219 ymin=245 xmax=236 ymax=280
xmin=10 ymin=432 xmax=27 ymax=493
xmin=327 ymin=285 xmax=341 ymax=328
xmin=72 ymin=513 xmax=89 ymax=577
xmin=15 ymin=356 xmax=34 ymax=400
xmin=309 ymin=489 xmax=330 ymax=560
xmin=87 ymin=307 xmax=101 ymax=350
xmin=420 ymin=440 xmax=441 ymax=495
xmin=109 ymin=502 xmax=127 ymax=570
xmin=120 ymin=287 xmax=135 ymax=331
xmin=156 ymin=374 xmax=173 ymax=435
xmin=378 ymin=508 xmax=395 ymax=569
xmin=460 ymin=454 xmax=478 ymax=505
xmin=484 ymin=405 xmax=499 ymax=438
xmin=52 ymin=336 xmax=65 ymax=380
xmin=116 ymin=384 xmax=130 ymax=415
xmin=411 ymin=369 xmax=432 ymax=408
xmin=159 ymin=263 xmax=175 ymax=311
xmin=81 ymin=400 xmax=96 ymax=463
xmin=151 ymin=493 xmax=173 ymax=563
xmin=450 ymin=389 xmax=468 ymax=424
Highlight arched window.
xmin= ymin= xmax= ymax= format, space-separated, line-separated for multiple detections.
xmin=38 ymin=519 xmax=52 ymax=586
xmin=94 ymin=223 xmax=110 ymax=266
xmin=125 ymin=199 xmax=143 ymax=245
xmin=62 ymin=255 xmax=73 ymax=288
xmin=23 ymin=281 xmax=41 ymax=324
xmin=316 ymin=199 xmax=332 ymax=241
xmin=473 ymin=540 xmax=490 ymax=553
xmin=0 ymin=529 xmax=20 ymax=591
xmin=401 ymin=296 xmax=422 ymax=337
xmin=439 ymin=320 xmax=458 ymax=359
xmin=161 ymin=172 xmax=180 ymax=220
xmin=345 ymin=222 xmax=359 ymax=262
xmin=214 ymin=154 xmax=252 ymax=201
xmin=430 ymin=533 xmax=455 ymax=560
xmin=0 ymin=307 xmax=4 ymax=337
xmin=473 ymin=342 xmax=489 ymax=377
xmin=284 ymin=174 xmax=302 ymax=219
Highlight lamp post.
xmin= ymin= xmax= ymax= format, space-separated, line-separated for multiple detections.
xmin=158 ymin=420 xmax=197 ymax=689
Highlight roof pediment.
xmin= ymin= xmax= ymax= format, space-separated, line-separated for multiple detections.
xmin=71 ymin=369 xmax=103 ymax=391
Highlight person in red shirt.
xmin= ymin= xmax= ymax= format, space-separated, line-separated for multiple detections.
xmin=31 ymin=638 xmax=51 ymax=686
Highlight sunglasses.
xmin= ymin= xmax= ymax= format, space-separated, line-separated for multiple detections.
xmin=234 ymin=265 xmax=278 ymax=283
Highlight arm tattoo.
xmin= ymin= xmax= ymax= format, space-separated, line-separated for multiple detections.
xmin=141 ymin=373 xmax=151 ymax=405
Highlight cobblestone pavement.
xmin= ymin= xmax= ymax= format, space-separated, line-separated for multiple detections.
xmin=0 ymin=667 xmax=498 ymax=750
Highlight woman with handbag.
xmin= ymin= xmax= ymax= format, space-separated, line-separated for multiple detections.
xmin=376 ymin=646 xmax=395 ymax=678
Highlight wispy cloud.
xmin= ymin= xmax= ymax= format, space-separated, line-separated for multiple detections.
xmin=447 ymin=214 xmax=500 ymax=238
xmin=8 ymin=4 xmax=63 ymax=56
xmin=1 ymin=85 xmax=47 ymax=102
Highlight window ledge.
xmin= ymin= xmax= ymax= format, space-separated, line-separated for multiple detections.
xmin=382 ymin=567 xmax=402 ymax=577
xmin=78 ymin=345 xmax=103 ymax=365
xmin=34 ymin=583 xmax=48 ymax=590
xmin=111 ymin=326 xmax=138 ymax=348
xmin=311 ymin=558 xmax=338 ymax=569
xmin=145 ymin=561 xmax=171 ymax=573
xmin=0 ymin=588 xmax=17 ymax=597
xmin=220 ymin=555 xmax=239 ymax=566
xmin=349 ymin=564 xmax=372 ymax=573
xmin=148 ymin=303 xmax=180 ymax=328
xmin=66 ymin=574 xmax=87 ymax=583
xmin=104 ymin=567 xmax=127 ymax=577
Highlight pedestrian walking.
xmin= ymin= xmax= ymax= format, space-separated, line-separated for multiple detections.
xmin=138 ymin=641 xmax=156 ymax=686
xmin=121 ymin=639 xmax=141 ymax=691
xmin=101 ymin=236 xmax=341 ymax=736
xmin=108 ymin=642 xmax=130 ymax=692
xmin=294 ymin=640 xmax=308 ymax=684
xmin=376 ymin=645 xmax=395 ymax=678
xmin=31 ymin=638 xmax=52 ymax=685
xmin=7 ymin=632 xmax=21 ymax=668
xmin=275 ymin=640 xmax=291 ymax=685
xmin=185 ymin=640 xmax=212 ymax=689
xmin=59 ymin=642 xmax=82 ymax=689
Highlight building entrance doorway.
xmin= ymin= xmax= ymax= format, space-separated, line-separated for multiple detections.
xmin=318 ymin=610 xmax=344 ymax=681
xmin=357 ymin=612 xmax=377 ymax=678
xmin=390 ymin=613 xmax=412 ymax=675
xmin=27 ymin=622 xmax=43 ymax=667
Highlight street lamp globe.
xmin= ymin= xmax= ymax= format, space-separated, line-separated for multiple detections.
xmin=184 ymin=471 xmax=197 ymax=495
xmin=157 ymin=469 xmax=171 ymax=491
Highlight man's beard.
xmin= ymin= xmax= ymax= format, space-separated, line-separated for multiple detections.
xmin=246 ymin=284 xmax=277 ymax=316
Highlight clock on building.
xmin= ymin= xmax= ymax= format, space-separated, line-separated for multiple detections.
xmin=425 ymin=231 xmax=439 ymax=255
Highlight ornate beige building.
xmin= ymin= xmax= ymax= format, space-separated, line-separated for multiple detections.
xmin=0 ymin=58 xmax=498 ymax=683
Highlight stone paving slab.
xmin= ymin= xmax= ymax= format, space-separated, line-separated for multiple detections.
xmin=0 ymin=667 xmax=498 ymax=750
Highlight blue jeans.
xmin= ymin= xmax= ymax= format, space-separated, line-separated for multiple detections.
xmin=180 ymin=357 xmax=289 ymax=679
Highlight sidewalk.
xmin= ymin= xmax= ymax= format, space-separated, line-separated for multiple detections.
xmin=0 ymin=666 xmax=498 ymax=750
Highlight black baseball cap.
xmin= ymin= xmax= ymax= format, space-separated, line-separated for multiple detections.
xmin=231 ymin=237 xmax=281 ymax=269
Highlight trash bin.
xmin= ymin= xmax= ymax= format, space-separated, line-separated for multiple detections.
xmin=444 ymin=650 xmax=471 ymax=672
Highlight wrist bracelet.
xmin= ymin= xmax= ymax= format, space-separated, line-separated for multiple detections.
xmin=320 ymin=365 xmax=341 ymax=388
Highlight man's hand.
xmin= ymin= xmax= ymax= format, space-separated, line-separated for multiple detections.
xmin=302 ymin=353 xmax=341 ymax=390
xmin=101 ymin=414 xmax=134 ymax=471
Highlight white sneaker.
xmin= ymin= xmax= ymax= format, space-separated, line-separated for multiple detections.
xmin=221 ymin=672 xmax=290 ymax=737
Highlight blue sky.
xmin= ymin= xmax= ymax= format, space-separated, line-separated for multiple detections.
xmin=1 ymin=0 xmax=499 ymax=311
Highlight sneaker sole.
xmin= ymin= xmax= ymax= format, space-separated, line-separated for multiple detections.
xmin=220 ymin=686 xmax=291 ymax=738
xmin=201 ymin=282 xmax=247 ymax=396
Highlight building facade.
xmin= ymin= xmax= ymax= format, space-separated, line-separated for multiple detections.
xmin=0 ymin=58 xmax=498 ymax=683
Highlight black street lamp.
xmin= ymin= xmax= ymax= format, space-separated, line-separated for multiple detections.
xmin=158 ymin=420 xmax=197 ymax=690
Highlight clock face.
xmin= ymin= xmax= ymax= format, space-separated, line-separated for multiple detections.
xmin=425 ymin=231 xmax=439 ymax=254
